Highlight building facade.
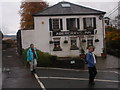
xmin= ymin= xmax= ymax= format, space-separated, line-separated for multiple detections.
xmin=118 ymin=1 xmax=120 ymax=29
xmin=21 ymin=1 xmax=106 ymax=58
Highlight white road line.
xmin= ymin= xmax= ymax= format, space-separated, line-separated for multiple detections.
xmin=7 ymin=56 xmax=13 ymax=58
xmin=38 ymin=76 xmax=120 ymax=83
xmin=36 ymin=67 xmax=120 ymax=75
xmin=34 ymin=73 xmax=46 ymax=90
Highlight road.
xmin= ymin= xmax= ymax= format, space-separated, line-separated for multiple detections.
xmin=34 ymin=67 xmax=120 ymax=89
xmin=2 ymin=48 xmax=120 ymax=90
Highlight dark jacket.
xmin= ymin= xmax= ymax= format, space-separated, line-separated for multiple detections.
xmin=86 ymin=51 xmax=96 ymax=67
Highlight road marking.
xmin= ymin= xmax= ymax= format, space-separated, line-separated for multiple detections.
xmin=7 ymin=56 xmax=13 ymax=58
xmin=36 ymin=67 xmax=120 ymax=75
xmin=38 ymin=76 xmax=120 ymax=83
xmin=34 ymin=73 xmax=46 ymax=90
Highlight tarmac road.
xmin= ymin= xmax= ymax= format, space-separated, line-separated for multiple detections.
xmin=34 ymin=67 xmax=120 ymax=89
xmin=2 ymin=48 xmax=120 ymax=90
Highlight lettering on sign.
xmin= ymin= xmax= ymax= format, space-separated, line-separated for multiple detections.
xmin=52 ymin=31 xmax=94 ymax=36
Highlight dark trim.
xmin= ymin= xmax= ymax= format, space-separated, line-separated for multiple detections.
xmin=49 ymin=18 xmax=52 ymax=31
xmin=83 ymin=18 xmax=86 ymax=29
xmin=60 ymin=19 xmax=63 ymax=30
xmin=33 ymin=13 xmax=106 ymax=17
xmin=77 ymin=18 xmax=80 ymax=29
xmin=93 ymin=17 xmax=96 ymax=29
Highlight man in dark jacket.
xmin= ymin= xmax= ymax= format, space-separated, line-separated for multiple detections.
xmin=86 ymin=46 xmax=97 ymax=85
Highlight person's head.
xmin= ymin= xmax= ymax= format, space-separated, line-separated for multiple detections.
xmin=30 ymin=44 xmax=34 ymax=49
xmin=88 ymin=46 xmax=95 ymax=52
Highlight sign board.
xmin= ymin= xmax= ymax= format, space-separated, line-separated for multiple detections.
xmin=52 ymin=31 xmax=94 ymax=36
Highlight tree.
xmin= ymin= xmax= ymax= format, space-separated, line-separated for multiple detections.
xmin=19 ymin=0 xmax=48 ymax=30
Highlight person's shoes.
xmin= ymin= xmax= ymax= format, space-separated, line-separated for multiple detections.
xmin=31 ymin=70 xmax=36 ymax=73
xmin=92 ymin=82 xmax=95 ymax=85
xmin=89 ymin=82 xmax=95 ymax=86
xmin=33 ymin=69 xmax=36 ymax=73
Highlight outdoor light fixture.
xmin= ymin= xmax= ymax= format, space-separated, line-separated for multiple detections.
xmin=99 ymin=14 xmax=103 ymax=20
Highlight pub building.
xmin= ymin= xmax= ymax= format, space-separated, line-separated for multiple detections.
xmin=21 ymin=1 xmax=106 ymax=58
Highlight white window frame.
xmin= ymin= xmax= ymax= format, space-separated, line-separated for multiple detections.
xmin=85 ymin=18 xmax=94 ymax=28
xmin=52 ymin=19 xmax=60 ymax=30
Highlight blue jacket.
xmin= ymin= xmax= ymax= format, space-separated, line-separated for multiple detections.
xmin=27 ymin=48 xmax=38 ymax=62
xmin=86 ymin=51 xmax=96 ymax=67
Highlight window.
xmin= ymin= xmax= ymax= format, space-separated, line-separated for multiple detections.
xmin=66 ymin=18 xmax=80 ymax=31
xmin=53 ymin=38 xmax=62 ymax=51
xmin=49 ymin=19 xmax=63 ymax=31
xmin=70 ymin=37 xmax=79 ymax=50
xmin=83 ymin=17 xmax=96 ymax=29
xmin=61 ymin=3 xmax=71 ymax=8
xmin=87 ymin=38 xmax=93 ymax=48
xmin=52 ymin=19 xmax=59 ymax=30
xmin=86 ymin=18 xmax=93 ymax=27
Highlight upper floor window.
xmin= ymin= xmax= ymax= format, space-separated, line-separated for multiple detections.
xmin=49 ymin=18 xmax=63 ymax=31
xmin=66 ymin=18 xmax=80 ymax=31
xmin=83 ymin=17 xmax=96 ymax=30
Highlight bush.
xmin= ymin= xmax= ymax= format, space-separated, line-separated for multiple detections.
xmin=2 ymin=39 xmax=15 ymax=48
xmin=21 ymin=48 xmax=57 ymax=67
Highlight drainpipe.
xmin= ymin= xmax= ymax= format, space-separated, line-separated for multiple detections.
xmin=102 ymin=16 xmax=106 ymax=53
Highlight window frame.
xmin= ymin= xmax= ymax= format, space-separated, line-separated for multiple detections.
xmin=66 ymin=18 xmax=80 ymax=31
xmin=52 ymin=19 xmax=60 ymax=30
xmin=53 ymin=38 xmax=62 ymax=51
xmin=70 ymin=37 xmax=79 ymax=50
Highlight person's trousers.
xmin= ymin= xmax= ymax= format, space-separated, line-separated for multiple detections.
xmin=88 ymin=66 xmax=97 ymax=83
xmin=29 ymin=59 xmax=37 ymax=71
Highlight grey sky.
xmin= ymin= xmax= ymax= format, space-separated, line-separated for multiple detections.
xmin=0 ymin=0 xmax=119 ymax=35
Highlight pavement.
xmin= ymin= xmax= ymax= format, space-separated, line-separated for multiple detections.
xmin=2 ymin=47 xmax=120 ymax=90
xmin=2 ymin=48 xmax=40 ymax=88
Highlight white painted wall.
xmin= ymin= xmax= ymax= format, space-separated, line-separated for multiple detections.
xmin=34 ymin=17 xmax=50 ymax=53
xmin=21 ymin=15 xmax=105 ymax=57
xmin=21 ymin=30 xmax=35 ymax=49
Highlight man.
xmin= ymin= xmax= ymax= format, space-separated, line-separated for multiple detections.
xmin=86 ymin=46 xmax=97 ymax=85
xmin=27 ymin=44 xmax=38 ymax=73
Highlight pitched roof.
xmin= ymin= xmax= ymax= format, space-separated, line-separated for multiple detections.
xmin=33 ymin=1 xmax=106 ymax=16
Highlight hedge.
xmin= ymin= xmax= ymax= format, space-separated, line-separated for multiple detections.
xmin=21 ymin=48 xmax=57 ymax=67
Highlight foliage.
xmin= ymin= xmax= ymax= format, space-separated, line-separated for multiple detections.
xmin=105 ymin=26 xmax=120 ymax=57
xmin=19 ymin=1 xmax=48 ymax=29
xmin=21 ymin=48 xmax=57 ymax=66
xmin=2 ymin=39 xmax=15 ymax=48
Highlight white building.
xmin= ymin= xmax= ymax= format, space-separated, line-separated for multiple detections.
xmin=118 ymin=1 xmax=120 ymax=29
xmin=20 ymin=1 xmax=106 ymax=58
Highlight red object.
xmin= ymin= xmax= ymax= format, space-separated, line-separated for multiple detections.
xmin=31 ymin=48 xmax=36 ymax=59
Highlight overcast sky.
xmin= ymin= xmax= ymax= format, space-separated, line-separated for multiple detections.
xmin=0 ymin=0 xmax=119 ymax=35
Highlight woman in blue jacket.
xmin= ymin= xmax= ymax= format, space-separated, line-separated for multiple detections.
xmin=86 ymin=46 xmax=97 ymax=86
xmin=27 ymin=44 xmax=38 ymax=73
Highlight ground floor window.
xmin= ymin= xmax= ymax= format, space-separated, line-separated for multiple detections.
xmin=87 ymin=37 xmax=93 ymax=48
xmin=53 ymin=38 xmax=62 ymax=51
xmin=70 ymin=37 xmax=79 ymax=50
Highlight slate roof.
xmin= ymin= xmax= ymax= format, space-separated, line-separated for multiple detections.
xmin=33 ymin=1 xmax=106 ymax=16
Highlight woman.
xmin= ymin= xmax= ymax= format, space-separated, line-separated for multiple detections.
xmin=27 ymin=44 xmax=38 ymax=73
